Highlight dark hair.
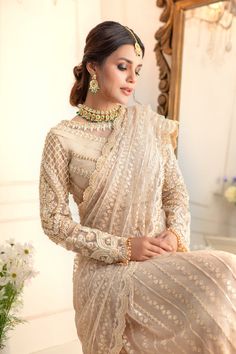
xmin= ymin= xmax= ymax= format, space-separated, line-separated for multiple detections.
xmin=69 ymin=21 xmax=145 ymax=106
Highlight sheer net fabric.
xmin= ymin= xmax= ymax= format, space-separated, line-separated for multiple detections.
xmin=39 ymin=104 xmax=236 ymax=354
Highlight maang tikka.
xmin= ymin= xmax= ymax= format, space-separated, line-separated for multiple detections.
xmin=125 ymin=26 xmax=142 ymax=57
xmin=89 ymin=73 xmax=100 ymax=94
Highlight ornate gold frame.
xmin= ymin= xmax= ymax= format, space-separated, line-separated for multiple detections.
xmin=155 ymin=0 xmax=223 ymax=120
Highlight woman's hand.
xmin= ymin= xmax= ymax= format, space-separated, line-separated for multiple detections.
xmin=156 ymin=229 xmax=178 ymax=253
xmin=130 ymin=234 xmax=174 ymax=262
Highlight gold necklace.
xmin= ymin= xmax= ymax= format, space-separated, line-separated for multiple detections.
xmin=76 ymin=104 xmax=122 ymax=122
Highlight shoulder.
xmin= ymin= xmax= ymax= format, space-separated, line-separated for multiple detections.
xmin=125 ymin=104 xmax=179 ymax=148
xmin=142 ymin=104 xmax=179 ymax=150
xmin=143 ymin=104 xmax=178 ymax=134
xmin=127 ymin=104 xmax=178 ymax=130
xmin=45 ymin=118 xmax=84 ymax=142
xmin=43 ymin=119 xmax=77 ymax=153
xmin=49 ymin=119 xmax=74 ymax=135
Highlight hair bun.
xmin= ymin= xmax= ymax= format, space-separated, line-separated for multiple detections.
xmin=73 ymin=64 xmax=83 ymax=80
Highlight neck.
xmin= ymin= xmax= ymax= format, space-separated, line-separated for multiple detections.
xmin=84 ymin=92 xmax=119 ymax=111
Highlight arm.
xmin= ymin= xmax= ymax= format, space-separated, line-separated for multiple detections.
xmin=39 ymin=131 xmax=129 ymax=264
xmin=161 ymin=134 xmax=191 ymax=251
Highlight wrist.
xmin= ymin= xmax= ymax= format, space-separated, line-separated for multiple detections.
xmin=120 ymin=237 xmax=132 ymax=265
xmin=167 ymin=228 xmax=188 ymax=252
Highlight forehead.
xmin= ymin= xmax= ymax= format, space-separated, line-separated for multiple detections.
xmin=107 ymin=44 xmax=143 ymax=66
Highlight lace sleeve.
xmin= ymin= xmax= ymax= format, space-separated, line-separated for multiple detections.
xmin=39 ymin=131 xmax=129 ymax=264
xmin=162 ymin=135 xmax=191 ymax=250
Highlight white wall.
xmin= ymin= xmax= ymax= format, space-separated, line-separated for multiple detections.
xmin=0 ymin=1 xmax=161 ymax=353
xmin=177 ymin=8 xmax=236 ymax=249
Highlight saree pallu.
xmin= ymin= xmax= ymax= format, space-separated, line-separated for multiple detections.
xmin=40 ymin=104 xmax=236 ymax=353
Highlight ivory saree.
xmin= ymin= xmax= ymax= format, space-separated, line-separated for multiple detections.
xmin=39 ymin=104 xmax=236 ymax=354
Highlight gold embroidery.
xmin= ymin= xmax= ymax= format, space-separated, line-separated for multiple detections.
xmin=39 ymin=131 xmax=129 ymax=264
xmin=162 ymin=140 xmax=190 ymax=249
xmin=55 ymin=121 xmax=109 ymax=142
xmin=71 ymin=150 xmax=98 ymax=163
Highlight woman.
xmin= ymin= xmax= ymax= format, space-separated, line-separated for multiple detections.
xmin=39 ymin=21 xmax=236 ymax=354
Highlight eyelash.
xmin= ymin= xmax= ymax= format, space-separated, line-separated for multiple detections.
xmin=117 ymin=65 xmax=140 ymax=76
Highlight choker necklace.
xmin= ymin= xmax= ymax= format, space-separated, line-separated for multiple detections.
xmin=76 ymin=104 xmax=122 ymax=123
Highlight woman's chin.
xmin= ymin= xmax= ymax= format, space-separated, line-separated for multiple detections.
xmin=115 ymin=96 xmax=130 ymax=106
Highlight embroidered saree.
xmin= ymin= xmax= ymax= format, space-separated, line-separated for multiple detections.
xmin=39 ymin=104 xmax=236 ymax=354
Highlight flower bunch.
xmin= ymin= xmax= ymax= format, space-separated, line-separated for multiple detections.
xmin=0 ymin=239 xmax=37 ymax=349
xmin=223 ymin=176 xmax=236 ymax=205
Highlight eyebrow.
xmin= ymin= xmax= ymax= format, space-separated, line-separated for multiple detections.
xmin=117 ymin=57 xmax=143 ymax=67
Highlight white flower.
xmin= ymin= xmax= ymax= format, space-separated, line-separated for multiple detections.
xmin=1 ymin=243 xmax=17 ymax=262
xmin=0 ymin=239 xmax=37 ymax=289
xmin=0 ymin=248 xmax=9 ymax=264
xmin=6 ymin=238 xmax=16 ymax=247
xmin=0 ymin=238 xmax=37 ymax=350
xmin=15 ymin=242 xmax=34 ymax=259
xmin=224 ymin=185 xmax=236 ymax=203
xmin=9 ymin=272 xmax=24 ymax=289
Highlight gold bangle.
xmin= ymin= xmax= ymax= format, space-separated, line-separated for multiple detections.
xmin=122 ymin=237 xmax=132 ymax=265
xmin=167 ymin=228 xmax=188 ymax=252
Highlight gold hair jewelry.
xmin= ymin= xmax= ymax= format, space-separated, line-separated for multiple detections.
xmin=76 ymin=104 xmax=122 ymax=122
xmin=89 ymin=73 xmax=100 ymax=94
xmin=125 ymin=26 xmax=142 ymax=57
xmin=167 ymin=228 xmax=189 ymax=252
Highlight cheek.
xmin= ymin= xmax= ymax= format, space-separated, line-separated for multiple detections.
xmin=101 ymin=69 xmax=124 ymax=89
xmin=101 ymin=80 xmax=120 ymax=96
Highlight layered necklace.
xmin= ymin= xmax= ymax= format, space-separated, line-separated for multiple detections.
xmin=76 ymin=104 xmax=123 ymax=123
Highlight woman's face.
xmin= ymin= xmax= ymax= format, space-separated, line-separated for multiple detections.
xmin=94 ymin=44 xmax=143 ymax=106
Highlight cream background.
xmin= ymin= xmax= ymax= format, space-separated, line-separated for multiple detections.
xmin=0 ymin=1 xmax=235 ymax=353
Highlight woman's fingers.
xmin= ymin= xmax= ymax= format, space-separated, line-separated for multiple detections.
xmin=130 ymin=235 xmax=174 ymax=262
xmin=148 ymin=237 xmax=173 ymax=252
xmin=145 ymin=248 xmax=167 ymax=257
xmin=147 ymin=244 xmax=170 ymax=254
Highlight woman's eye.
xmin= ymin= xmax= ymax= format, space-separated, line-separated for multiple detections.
xmin=117 ymin=64 xmax=127 ymax=71
xmin=117 ymin=64 xmax=141 ymax=76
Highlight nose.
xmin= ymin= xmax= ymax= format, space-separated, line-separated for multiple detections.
xmin=127 ymin=70 xmax=137 ymax=84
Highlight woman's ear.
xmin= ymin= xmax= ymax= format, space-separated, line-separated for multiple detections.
xmin=86 ymin=62 xmax=97 ymax=76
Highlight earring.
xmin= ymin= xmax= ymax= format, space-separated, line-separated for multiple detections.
xmin=89 ymin=73 xmax=100 ymax=94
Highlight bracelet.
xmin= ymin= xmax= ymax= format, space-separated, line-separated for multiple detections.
xmin=122 ymin=237 xmax=132 ymax=265
xmin=167 ymin=228 xmax=188 ymax=252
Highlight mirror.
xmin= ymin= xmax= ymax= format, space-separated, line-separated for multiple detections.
xmin=155 ymin=0 xmax=236 ymax=252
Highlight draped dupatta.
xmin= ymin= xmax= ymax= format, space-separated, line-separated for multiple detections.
xmin=79 ymin=104 xmax=179 ymax=240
